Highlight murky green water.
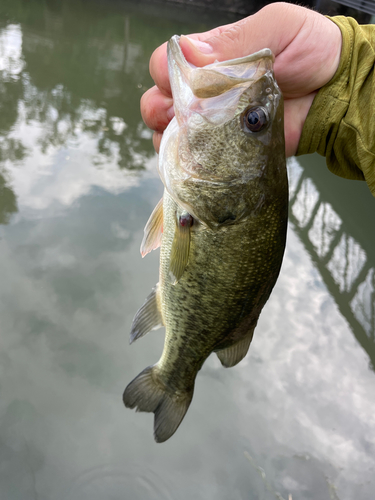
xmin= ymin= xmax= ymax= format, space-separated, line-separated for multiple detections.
xmin=0 ymin=1 xmax=375 ymax=499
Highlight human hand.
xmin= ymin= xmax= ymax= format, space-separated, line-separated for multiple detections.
xmin=141 ymin=2 xmax=342 ymax=157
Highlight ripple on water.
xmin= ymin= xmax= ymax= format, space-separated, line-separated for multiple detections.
xmin=59 ymin=463 xmax=175 ymax=500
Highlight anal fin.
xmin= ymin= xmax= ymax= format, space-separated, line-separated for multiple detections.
xmin=216 ymin=333 xmax=253 ymax=368
xmin=141 ymin=198 xmax=163 ymax=257
xmin=130 ymin=284 xmax=164 ymax=344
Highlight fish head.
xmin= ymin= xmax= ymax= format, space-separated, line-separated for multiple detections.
xmin=158 ymin=35 xmax=286 ymax=229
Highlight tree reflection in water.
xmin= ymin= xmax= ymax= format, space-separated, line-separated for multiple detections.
xmin=0 ymin=173 xmax=17 ymax=223
xmin=0 ymin=0 xmax=159 ymax=221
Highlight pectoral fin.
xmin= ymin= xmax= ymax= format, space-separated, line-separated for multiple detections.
xmin=169 ymin=212 xmax=193 ymax=285
xmin=130 ymin=284 xmax=164 ymax=344
xmin=141 ymin=198 xmax=163 ymax=257
xmin=216 ymin=333 xmax=254 ymax=368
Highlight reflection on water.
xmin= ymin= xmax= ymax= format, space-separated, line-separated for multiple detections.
xmin=0 ymin=1 xmax=375 ymax=500
xmin=0 ymin=0 xmax=177 ymax=221
xmin=0 ymin=173 xmax=17 ymax=222
xmin=289 ymin=156 xmax=375 ymax=367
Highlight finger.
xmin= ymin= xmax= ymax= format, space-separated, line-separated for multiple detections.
xmin=153 ymin=132 xmax=163 ymax=154
xmin=178 ymin=3 xmax=309 ymax=66
xmin=180 ymin=4 xmax=339 ymax=98
xmin=149 ymin=42 xmax=170 ymax=95
xmin=141 ymin=86 xmax=174 ymax=133
xmin=149 ymin=3 xmax=308 ymax=97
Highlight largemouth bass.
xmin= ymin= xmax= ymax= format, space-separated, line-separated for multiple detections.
xmin=123 ymin=35 xmax=288 ymax=442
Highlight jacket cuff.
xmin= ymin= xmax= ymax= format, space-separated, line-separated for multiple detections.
xmin=296 ymin=16 xmax=366 ymax=183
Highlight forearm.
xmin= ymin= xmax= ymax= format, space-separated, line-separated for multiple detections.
xmin=297 ymin=16 xmax=375 ymax=196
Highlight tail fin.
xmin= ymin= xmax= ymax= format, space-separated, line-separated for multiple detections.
xmin=123 ymin=365 xmax=193 ymax=443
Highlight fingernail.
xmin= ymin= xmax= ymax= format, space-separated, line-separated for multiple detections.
xmin=183 ymin=35 xmax=213 ymax=54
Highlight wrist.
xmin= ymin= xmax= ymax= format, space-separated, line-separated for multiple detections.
xmin=285 ymin=93 xmax=316 ymax=157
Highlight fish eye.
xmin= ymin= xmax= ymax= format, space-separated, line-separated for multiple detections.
xmin=242 ymin=106 xmax=268 ymax=133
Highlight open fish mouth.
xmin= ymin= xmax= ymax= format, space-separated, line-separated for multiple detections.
xmin=167 ymin=35 xmax=275 ymax=127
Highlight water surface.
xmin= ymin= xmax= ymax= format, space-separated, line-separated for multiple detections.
xmin=0 ymin=1 xmax=375 ymax=499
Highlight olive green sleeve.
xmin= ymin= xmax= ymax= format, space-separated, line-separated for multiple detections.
xmin=296 ymin=16 xmax=375 ymax=196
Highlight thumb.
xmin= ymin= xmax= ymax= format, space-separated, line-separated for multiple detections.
xmin=179 ymin=2 xmax=308 ymax=67
xmin=179 ymin=29 xmax=257 ymax=68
